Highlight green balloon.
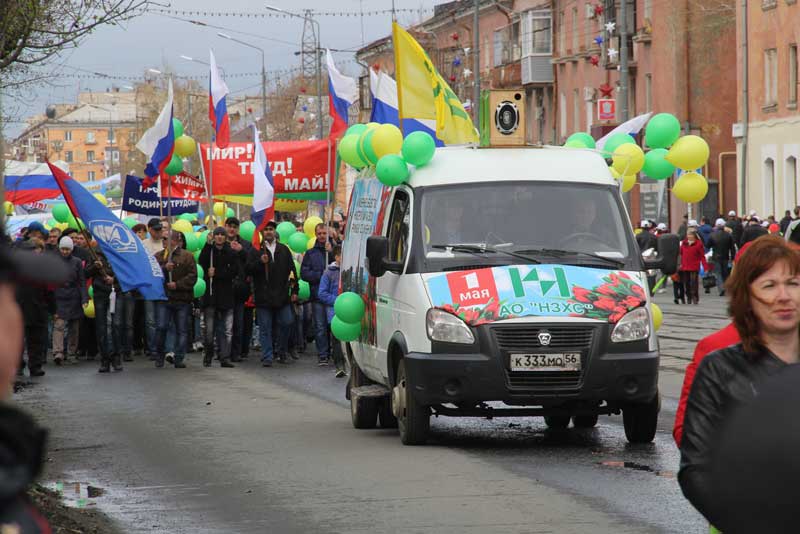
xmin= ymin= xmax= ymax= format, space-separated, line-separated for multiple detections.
xmin=52 ymin=203 xmax=70 ymax=223
xmin=298 ymin=279 xmax=310 ymax=300
xmin=46 ymin=218 xmax=57 ymax=228
xmin=179 ymin=213 xmax=195 ymax=222
xmin=196 ymin=263 xmax=204 ymax=280
xmin=288 ymin=232 xmax=309 ymax=253
xmin=338 ymin=134 xmax=367 ymax=169
xmin=67 ymin=214 xmax=79 ymax=230
xmin=401 ymin=131 xmax=436 ymax=167
xmin=193 ymin=278 xmax=207 ymax=298
xmin=331 ymin=316 xmax=361 ymax=342
xmin=88 ymin=286 xmax=94 ymax=299
xmin=603 ymin=133 xmax=635 ymax=157
xmin=226 ymin=207 xmax=235 ymax=219
xmin=376 ymin=155 xmax=409 ymax=186
xmin=194 ymin=249 xmax=201 ymax=262
xmin=172 ymin=118 xmax=184 ymax=139
xmin=122 ymin=217 xmax=137 ymax=229
xmin=345 ymin=123 xmax=367 ymax=137
xmin=645 ymin=113 xmax=681 ymax=149
xmin=165 ymin=154 xmax=183 ymax=175
xmin=642 ymin=148 xmax=676 ymax=180
xmin=334 ymin=291 xmax=365 ymax=324
xmin=276 ymin=221 xmax=296 ymax=242
xmin=565 ymin=140 xmax=587 ymax=148
xmin=362 ymin=129 xmax=379 ymax=165
xmin=566 ymin=132 xmax=596 ymax=149
xmin=239 ymin=220 xmax=256 ymax=242
xmin=183 ymin=231 xmax=199 ymax=252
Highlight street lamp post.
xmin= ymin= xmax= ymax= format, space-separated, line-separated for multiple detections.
xmin=265 ymin=5 xmax=324 ymax=140
xmin=217 ymin=33 xmax=268 ymax=138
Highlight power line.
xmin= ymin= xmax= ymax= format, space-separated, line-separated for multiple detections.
xmin=144 ymin=7 xmax=431 ymax=18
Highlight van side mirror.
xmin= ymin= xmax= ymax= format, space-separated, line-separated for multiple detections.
xmin=643 ymin=234 xmax=680 ymax=275
xmin=366 ymin=236 xmax=403 ymax=277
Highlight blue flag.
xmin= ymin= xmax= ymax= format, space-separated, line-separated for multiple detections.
xmin=47 ymin=162 xmax=166 ymax=300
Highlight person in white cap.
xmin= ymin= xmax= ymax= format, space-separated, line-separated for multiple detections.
xmin=708 ymin=218 xmax=735 ymax=296
xmin=656 ymin=222 xmax=668 ymax=234
xmin=52 ymin=236 xmax=89 ymax=365
xmin=726 ymin=210 xmax=743 ymax=248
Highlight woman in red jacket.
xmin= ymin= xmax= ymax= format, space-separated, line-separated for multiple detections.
xmin=679 ymin=229 xmax=710 ymax=304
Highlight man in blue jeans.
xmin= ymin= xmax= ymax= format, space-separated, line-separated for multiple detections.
xmin=246 ymin=222 xmax=298 ymax=366
xmin=153 ymin=231 xmax=197 ymax=368
xmin=301 ymin=223 xmax=332 ymax=365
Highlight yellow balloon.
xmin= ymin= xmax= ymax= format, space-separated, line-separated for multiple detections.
xmin=174 ymin=135 xmax=197 ymax=158
xmin=621 ymin=173 xmax=637 ymax=193
xmin=651 ymin=303 xmax=663 ymax=331
xmin=84 ymin=300 xmax=96 ymax=318
xmin=672 ymin=171 xmax=709 ymax=203
xmin=608 ymin=166 xmax=621 ymax=179
xmin=93 ymin=193 xmax=108 ymax=206
xmin=4 ymin=201 xmax=14 ymax=215
xmin=371 ymin=124 xmax=404 ymax=159
xmin=365 ymin=122 xmax=380 ymax=130
xmin=213 ymin=202 xmax=227 ymax=217
xmin=304 ymin=216 xmax=323 ymax=238
xmin=172 ymin=219 xmax=193 ymax=233
xmin=275 ymin=199 xmax=308 ymax=212
xmin=56 ymin=222 xmax=69 ymax=231
xmin=612 ymin=143 xmax=645 ymax=175
xmin=665 ymin=135 xmax=709 ymax=171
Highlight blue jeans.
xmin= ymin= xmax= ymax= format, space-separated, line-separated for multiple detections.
xmin=714 ymin=260 xmax=731 ymax=295
xmin=165 ymin=316 xmax=175 ymax=354
xmin=312 ymin=302 xmax=329 ymax=359
xmin=154 ymin=301 xmax=190 ymax=363
xmin=113 ymin=291 xmax=135 ymax=357
xmin=256 ymin=305 xmax=293 ymax=363
xmin=94 ymin=294 xmax=113 ymax=360
xmin=144 ymin=300 xmax=158 ymax=357
xmin=204 ymin=307 xmax=233 ymax=361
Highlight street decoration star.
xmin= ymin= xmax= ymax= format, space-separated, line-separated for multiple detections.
xmin=607 ymin=47 xmax=619 ymax=60
xmin=605 ymin=21 xmax=616 ymax=34
xmin=594 ymin=35 xmax=604 ymax=46
xmin=463 ymin=68 xmax=472 ymax=78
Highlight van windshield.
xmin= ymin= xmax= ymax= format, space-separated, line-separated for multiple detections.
xmin=420 ymin=181 xmax=637 ymax=270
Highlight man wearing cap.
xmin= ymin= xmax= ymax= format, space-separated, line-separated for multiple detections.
xmin=52 ymin=236 xmax=89 ymax=365
xmin=708 ymin=218 xmax=735 ymax=296
xmin=25 ymin=221 xmax=48 ymax=242
xmin=198 ymin=227 xmax=241 ymax=368
xmin=224 ymin=217 xmax=253 ymax=361
xmin=725 ymin=210 xmax=743 ymax=249
xmin=153 ymin=231 xmax=197 ymax=368
xmin=246 ymin=221 xmax=298 ymax=367
xmin=635 ymin=220 xmax=657 ymax=252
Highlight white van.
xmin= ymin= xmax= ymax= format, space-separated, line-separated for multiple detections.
xmin=340 ymin=146 xmax=678 ymax=445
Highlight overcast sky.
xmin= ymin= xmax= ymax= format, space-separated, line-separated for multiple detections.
xmin=5 ymin=0 xmax=443 ymax=137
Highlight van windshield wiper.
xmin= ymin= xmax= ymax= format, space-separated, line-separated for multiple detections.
xmin=514 ymin=248 xmax=625 ymax=268
xmin=431 ymin=244 xmax=540 ymax=264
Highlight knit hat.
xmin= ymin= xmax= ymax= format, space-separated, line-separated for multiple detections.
xmin=59 ymin=236 xmax=74 ymax=250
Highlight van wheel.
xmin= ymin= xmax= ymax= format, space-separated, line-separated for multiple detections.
xmin=572 ymin=414 xmax=599 ymax=428
xmin=395 ymin=359 xmax=430 ymax=445
xmin=349 ymin=361 xmax=377 ymax=429
xmin=544 ymin=416 xmax=571 ymax=429
xmin=623 ymin=392 xmax=661 ymax=444
xmin=378 ymin=398 xmax=398 ymax=428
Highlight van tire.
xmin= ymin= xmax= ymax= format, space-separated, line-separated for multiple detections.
xmin=349 ymin=361 xmax=377 ymax=429
xmin=544 ymin=416 xmax=571 ymax=429
xmin=396 ymin=359 xmax=430 ymax=445
xmin=572 ymin=414 xmax=599 ymax=428
xmin=623 ymin=392 xmax=660 ymax=444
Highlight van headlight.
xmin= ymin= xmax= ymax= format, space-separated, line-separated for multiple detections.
xmin=426 ymin=308 xmax=475 ymax=344
xmin=610 ymin=307 xmax=650 ymax=343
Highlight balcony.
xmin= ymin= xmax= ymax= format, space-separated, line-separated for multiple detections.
xmin=522 ymin=55 xmax=554 ymax=84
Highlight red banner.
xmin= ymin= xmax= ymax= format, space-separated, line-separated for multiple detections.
xmin=160 ymin=171 xmax=207 ymax=200
xmin=199 ymin=139 xmax=336 ymax=200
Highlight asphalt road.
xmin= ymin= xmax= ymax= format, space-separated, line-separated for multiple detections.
xmin=15 ymin=290 xmax=726 ymax=533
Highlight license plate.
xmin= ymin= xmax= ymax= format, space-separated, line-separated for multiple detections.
xmin=509 ymin=353 xmax=581 ymax=372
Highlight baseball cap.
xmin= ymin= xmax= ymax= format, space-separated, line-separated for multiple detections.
xmin=147 ymin=217 xmax=163 ymax=230
xmin=749 ymin=209 xmax=757 ymax=217
xmin=264 ymin=220 xmax=277 ymax=229
xmin=657 ymin=223 xmax=667 ymax=231
xmin=640 ymin=220 xmax=651 ymax=228
xmin=715 ymin=218 xmax=726 ymax=227
xmin=212 ymin=227 xmax=227 ymax=236
xmin=225 ymin=217 xmax=240 ymax=227
xmin=27 ymin=221 xmax=48 ymax=237
xmin=688 ymin=219 xmax=699 ymax=227
xmin=728 ymin=210 xmax=736 ymax=217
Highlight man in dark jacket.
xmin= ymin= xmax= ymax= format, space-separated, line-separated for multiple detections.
xmin=301 ymin=223 xmax=333 ymax=365
xmin=708 ymin=219 xmax=735 ymax=296
xmin=85 ymin=249 xmax=122 ymax=372
xmin=198 ymin=227 xmax=240 ymax=368
xmin=739 ymin=217 xmax=768 ymax=247
xmin=635 ymin=221 xmax=657 ymax=252
xmin=153 ymin=231 xmax=197 ymax=368
xmin=225 ymin=217 xmax=253 ymax=361
xmin=247 ymin=222 xmax=298 ymax=366
xmin=15 ymin=240 xmax=52 ymax=377
xmin=779 ymin=209 xmax=793 ymax=234
xmin=697 ymin=217 xmax=713 ymax=250
xmin=725 ymin=210 xmax=743 ymax=248
xmin=52 ymin=236 xmax=89 ymax=365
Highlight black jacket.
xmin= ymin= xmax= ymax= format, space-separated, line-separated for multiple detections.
xmin=16 ymin=282 xmax=52 ymax=326
xmin=707 ymin=229 xmax=735 ymax=264
xmin=739 ymin=223 xmax=767 ymax=247
xmin=246 ymin=241 xmax=297 ymax=308
xmin=678 ymin=344 xmax=787 ymax=529
xmin=84 ymin=249 xmax=120 ymax=297
xmin=229 ymin=236 xmax=253 ymax=303
xmin=54 ymin=254 xmax=89 ymax=320
xmin=198 ymin=242 xmax=241 ymax=310
xmin=635 ymin=230 xmax=657 ymax=253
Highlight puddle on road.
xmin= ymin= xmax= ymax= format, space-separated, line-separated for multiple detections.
xmin=599 ymin=460 xmax=676 ymax=478
xmin=47 ymin=481 xmax=106 ymax=508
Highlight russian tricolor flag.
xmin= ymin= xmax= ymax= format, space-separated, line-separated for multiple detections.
xmin=4 ymin=161 xmax=66 ymax=204
xmin=326 ymin=50 xmax=358 ymax=139
xmin=209 ymin=50 xmax=230 ymax=148
xmin=135 ymin=79 xmax=175 ymax=184
xmin=369 ymin=70 xmax=444 ymax=147
xmin=250 ymin=125 xmax=274 ymax=247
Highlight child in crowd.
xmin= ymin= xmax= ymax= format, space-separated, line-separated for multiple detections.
xmin=318 ymin=245 xmax=346 ymax=377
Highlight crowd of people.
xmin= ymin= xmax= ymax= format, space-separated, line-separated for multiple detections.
xmin=12 ymin=214 xmax=349 ymax=379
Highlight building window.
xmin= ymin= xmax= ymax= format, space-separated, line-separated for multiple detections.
xmin=64 ymin=131 xmax=72 ymax=141
xmin=558 ymin=10 xmax=565 ymax=55
xmin=585 ymin=4 xmax=593 ymax=49
xmin=571 ymin=7 xmax=579 ymax=52
xmin=573 ymin=88 xmax=580 ymax=132
xmin=645 ymin=74 xmax=653 ymax=112
xmin=644 ymin=0 xmax=652 ymax=19
xmin=87 ymin=171 xmax=96 ymax=181
xmin=764 ymin=158 xmax=775 ymax=215
xmin=86 ymin=150 xmax=95 ymax=162
xmin=108 ymin=129 xmax=115 ymax=144
xmin=493 ymin=22 xmax=520 ymax=67
xmin=483 ymin=35 xmax=490 ymax=72
xmin=788 ymin=156 xmax=798 ymax=206
xmin=86 ymin=131 xmax=96 ymax=144
xmin=790 ymin=44 xmax=798 ymax=106
xmin=65 ymin=151 xmax=73 ymax=163
xmin=764 ymin=48 xmax=778 ymax=107
xmin=521 ymin=10 xmax=552 ymax=56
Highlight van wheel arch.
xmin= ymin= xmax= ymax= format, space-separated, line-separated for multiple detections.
xmin=387 ymin=333 xmax=408 ymax=387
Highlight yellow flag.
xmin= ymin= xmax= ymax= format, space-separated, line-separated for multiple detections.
xmin=392 ymin=23 xmax=478 ymax=145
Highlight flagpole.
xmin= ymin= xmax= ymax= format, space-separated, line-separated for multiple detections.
xmin=325 ymin=137 xmax=332 ymax=266
xmin=391 ymin=22 xmax=405 ymax=136
xmin=158 ymin=174 xmax=164 ymax=219
xmin=208 ymin=135 xmax=214 ymax=297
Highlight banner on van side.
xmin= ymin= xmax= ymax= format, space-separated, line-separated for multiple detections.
xmin=425 ymin=265 xmax=647 ymax=326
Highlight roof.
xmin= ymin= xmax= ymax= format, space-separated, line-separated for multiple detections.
xmin=54 ymin=102 xmax=137 ymax=124
xmin=403 ymin=146 xmax=617 ymax=188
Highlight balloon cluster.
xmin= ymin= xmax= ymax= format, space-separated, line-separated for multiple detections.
xmin=563 ymin=112 xmax=710 ymax=202
xmin=331 ymin=291 xmax=365 ymax=341
xmin=337 ymin=122 xmax=436 ymax=187
xmin=165 ymin=118 xmax=197 ymax=176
